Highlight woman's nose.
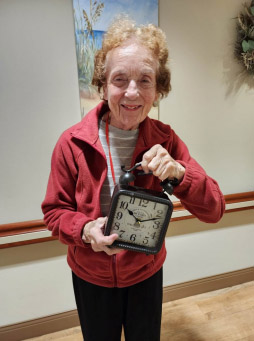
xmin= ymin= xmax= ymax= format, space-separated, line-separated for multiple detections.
xmin=125 ymin=80 xmax=139 ymax=99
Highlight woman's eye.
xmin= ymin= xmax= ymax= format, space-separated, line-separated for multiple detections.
xmin=113 ymin=78 xmax=127 ymax=86
xmin=139 ymin=78 xmax=153 ymax=88
xmin=114 ymin=76 xmax=127 ymax=81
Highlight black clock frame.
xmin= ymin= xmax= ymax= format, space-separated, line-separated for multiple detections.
xmin=104 ymin=184 xmax=173 ymax=254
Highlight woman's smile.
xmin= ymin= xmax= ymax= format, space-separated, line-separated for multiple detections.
xmin=121 ymin=104 xmax=142 ymax=111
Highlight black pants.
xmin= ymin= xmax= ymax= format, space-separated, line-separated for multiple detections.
xmin=72 ymin=269 xmax=163 ymax=341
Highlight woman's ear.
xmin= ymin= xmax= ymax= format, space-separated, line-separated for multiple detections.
xmin=155 ymin=92 xmax=160 ymax=102
xmin=103 ymin=85 xmax=108 ymax=101
xmin=153 ymin=92 xmax=160 ymax=107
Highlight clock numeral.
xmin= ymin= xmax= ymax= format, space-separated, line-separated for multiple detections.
xmin=130 ymin=234 xmax=136 ymax=242
xmin=113 ymin=222 xmax=120 ymax=230
xmin=153 ymin=221 xmax=161 ymax=229
xmin=120 ymin=201 xmax=128 ymax=209
xmin=129 ymin=197 xmax=135 ymax=204
xmin=119 ymin=230 xmax=125 ymax=238
xmin=156 ymin=210 xmax=163 ymax=218
xmin=143 ymin=236 xmax=149 ymax=244
xmin=116 ymin=211 xmax=123 ymax=220
xmin=138 ymin=199 xmax=149 ymax=207
xmin=150 ymin=232 xmax=157 ymax=239
xmin=153 ymin=202 xmax=157 ymax=210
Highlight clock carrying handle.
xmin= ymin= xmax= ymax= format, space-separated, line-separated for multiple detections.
xmin=120 ymin=162 xmax=179 ymax=195
xmin=160 ymin=178 xmax=180 ymax=195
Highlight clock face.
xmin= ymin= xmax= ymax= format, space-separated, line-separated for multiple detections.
xmin=105 ymin=189 xmax=172 ymax=253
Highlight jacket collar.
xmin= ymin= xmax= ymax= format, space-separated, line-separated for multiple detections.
xmin=138 ymin=115 xmax=170 ymax=148
xmin=71 ymin=101 xmax=170 ymax=148
xmin=71 ymin=101 xmax=108 ymax=145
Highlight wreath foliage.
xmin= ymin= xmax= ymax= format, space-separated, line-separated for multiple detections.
xmin=235 ymin=0 xmax=254 ymax=75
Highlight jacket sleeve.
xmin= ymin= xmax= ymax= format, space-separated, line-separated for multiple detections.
xmin=169 ymin=130 xmax=225 ymax=223
xmin=41 ymin=136 xmax=92 ymax=247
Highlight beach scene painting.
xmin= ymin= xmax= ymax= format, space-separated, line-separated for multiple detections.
xmin=72 ymin=0 xmax=158 ymax=118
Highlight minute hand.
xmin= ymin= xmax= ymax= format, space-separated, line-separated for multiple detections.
xmin=139 ymin=217 xmax=160 ymax=223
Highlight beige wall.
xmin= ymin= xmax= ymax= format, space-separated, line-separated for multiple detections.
xmin=160 ymin=0 xmax=254 ymax=194
xmin=0 ymin=0 xmax=81 ymax=224
xmin=0 ymin=0 xmax=253 ymax=327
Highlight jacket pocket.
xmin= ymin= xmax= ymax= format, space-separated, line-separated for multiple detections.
xmin=117 ymin=251 xmax=155 ymax=283
xmin=74 ymin=246 xmax=112 ymax=278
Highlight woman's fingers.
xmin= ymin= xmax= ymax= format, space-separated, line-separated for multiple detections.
xmin=141 ymin=144 xmax=185 ymax=181
xmin=83 ymin=218 xmax=123 ymax=255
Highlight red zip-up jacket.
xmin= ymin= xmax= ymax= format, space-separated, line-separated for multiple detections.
xmin=41 ymin=102 xmax=225 ymax=288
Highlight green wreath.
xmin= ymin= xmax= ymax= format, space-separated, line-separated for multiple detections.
xmin=235 ymin=0 xmax=254 ymax=75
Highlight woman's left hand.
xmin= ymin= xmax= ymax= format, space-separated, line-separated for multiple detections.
xmin=141 ymin=144 xmax=185 ymax=182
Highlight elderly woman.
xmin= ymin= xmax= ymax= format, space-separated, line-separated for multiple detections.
xmin=42 ymin=18 xmax=225 ymax=341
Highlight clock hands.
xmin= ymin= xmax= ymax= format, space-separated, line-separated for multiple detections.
xmin=138 ymin=217 xmax=160 ymax=223
xmin=127 ymin=209 xmax=140 ymax=223
xmin=127 ymin=209 xmax=160 ymax=224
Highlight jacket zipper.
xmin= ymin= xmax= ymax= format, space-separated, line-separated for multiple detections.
xmin=112 ymin=254 xmax=117 ymax=287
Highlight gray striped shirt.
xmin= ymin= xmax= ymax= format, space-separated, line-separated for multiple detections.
xmin=99 ymin=119 xmax=139 ymax=216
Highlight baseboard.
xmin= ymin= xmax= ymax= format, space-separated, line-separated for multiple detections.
xmin=0 ymin=310 xmax=80 ymax=341
xmin=1 ymin=267 xmax=254 ymax=341
xmin=163 ymin=266 xmax=254 ymax=303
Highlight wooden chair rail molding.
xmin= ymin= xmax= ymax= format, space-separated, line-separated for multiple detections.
xmin=0 ymin=191 xmax=253 ymax=249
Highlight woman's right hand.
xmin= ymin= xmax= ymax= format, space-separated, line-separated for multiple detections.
xmin=82 ymin=217 xmax=123 ymax=255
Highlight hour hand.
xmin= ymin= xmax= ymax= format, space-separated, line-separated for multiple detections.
xmin=127 ymin=209 xmax=139 ymax=221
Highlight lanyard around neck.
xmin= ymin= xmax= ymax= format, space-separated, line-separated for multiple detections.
xmin=105 ymin=113 xmax=116 ymax=186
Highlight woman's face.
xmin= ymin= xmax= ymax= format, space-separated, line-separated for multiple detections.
xmin=103 ymin=41 xmax=159 ymax=130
